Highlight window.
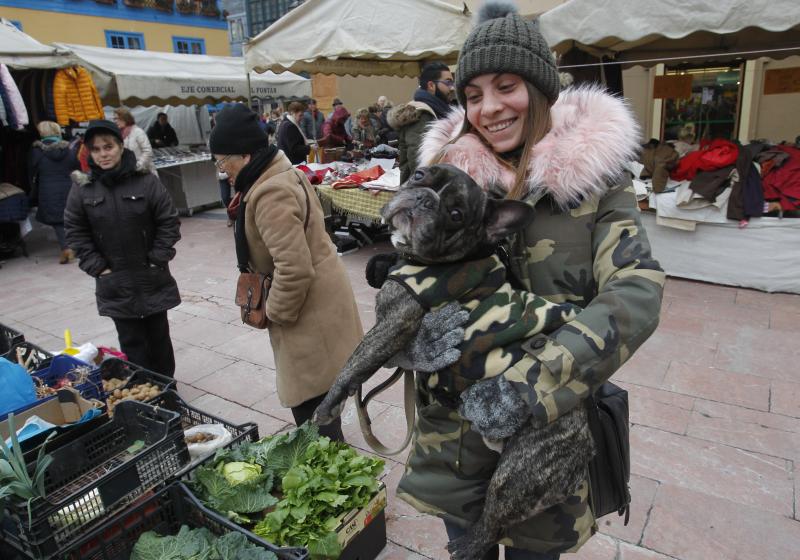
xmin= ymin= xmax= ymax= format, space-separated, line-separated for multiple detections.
xmin=247 ymin=0 xmax=293 ymax=38
xmin=228 ymin=15 xmax=245 ymax=43
xmin=10 ymin=20 xmax=23 ymax=31
xmin=662 ymin=64 xmax=743 ymax=142
xmin=105 ymin=31 xmax=145 ymax=50
xmin=173 ymin=36 xmax=206 ymax=54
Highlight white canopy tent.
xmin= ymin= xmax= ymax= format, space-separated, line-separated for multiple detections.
xmin=539 ymin=0 xmax=800 ymax=65
xmin=244 ymin=0 xmax=473 ymax=77
xmin=56 ymin=43 xmax=311 ymax=106
xmin=0 ymin=19 xmax=73 ymax=69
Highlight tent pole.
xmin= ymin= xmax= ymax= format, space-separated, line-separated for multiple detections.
xmin=247 ymin=72 xmax=253 ymax=107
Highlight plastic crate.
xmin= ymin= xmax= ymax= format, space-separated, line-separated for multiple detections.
xmin=58 ymin=482 xmax=308 ymax=560
xmin=33 ymin=354 xmax=103 ymax=401
xmin=0 ymin=400 xmax=190 ymax=559
xmin=0 ymin=322 xmax=25 ymax=355
xmin=149 ymin=390 xmax=259 ymax=479
xmin=3 ymin=341 xmax=54 ymax=372
xmin=99 ymin=358 xmax=176 ymax=402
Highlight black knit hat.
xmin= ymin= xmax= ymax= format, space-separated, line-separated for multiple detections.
xmin=456 ymin=1 xmax=559 ymax=106
xmin=84 ymin=119 xmax=122 ymax=145
xmin=209 ymin=104 xmax=268 ymax=155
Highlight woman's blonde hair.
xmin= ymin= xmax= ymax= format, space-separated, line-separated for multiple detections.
xmin=438 ymin=81 xmax=552 ymax=200
xmin=36 ymin=121 xmax=61 ymax=138
xmin=114 ymin=107 xmax=135 ymax=126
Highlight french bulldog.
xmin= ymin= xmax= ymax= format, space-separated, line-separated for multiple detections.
xmin=313 ymin=164 xmax=595 ymax=560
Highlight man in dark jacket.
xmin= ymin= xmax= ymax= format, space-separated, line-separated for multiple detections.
xmin=65 ymin=120 xmax=181 ymax=377
xmin=388 ymin=61 xmax=454 ymax=182
xmin=147 ymin=112 xmax=179 ymax=148
xmin=300 ymin=99 xmax=325 ymax=142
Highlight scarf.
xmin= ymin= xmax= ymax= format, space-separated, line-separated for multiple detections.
xmin=232 ymin=145 xmax=279 ymax=272
xmin=413 ymin=89 xmax=451 ymax=120
xmin=287 ymin=113 xmax=308 ymax=143
xmin=89 ymin=149 xmax=138 ymax=187
xmin=120 ymin=125 xmax=133 ymax=140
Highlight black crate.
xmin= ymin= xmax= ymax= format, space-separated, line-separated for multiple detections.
xmin=99 ymin=358 xmax=176 ymax=403
xmin=339 ymin=508 xmax=387 ymax=560
xmin=2 ymin=342 xmax=54 ymax=373
xmin=0 ymin=400 xmax=190 ymax=559
xmin=0 ymin=322 xmax=24 ymax=356
xmin=58 ymin=482 xmax=309 ymax=560
xmin=149 ymin=389 xmax=259 ymax=479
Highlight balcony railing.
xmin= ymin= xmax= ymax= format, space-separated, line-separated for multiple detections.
xmin=110 ymin=1 xmax=222 ymax=18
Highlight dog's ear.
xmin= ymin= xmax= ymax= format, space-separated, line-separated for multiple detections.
xmin=484 ymin=198 xmax=535 ymax=243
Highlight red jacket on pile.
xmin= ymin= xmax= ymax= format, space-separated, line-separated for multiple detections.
xmin=762 ymin=145 xmax=800 ymax=211
xmin=671 ymin=139 xmax=739 ymax=181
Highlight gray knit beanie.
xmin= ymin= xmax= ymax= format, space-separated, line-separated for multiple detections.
xmin=456 ymin=1 xmax=559 ymax=106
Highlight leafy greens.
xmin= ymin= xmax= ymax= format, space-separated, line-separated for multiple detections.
xmin=130 ymin=525 xmax=277 ymax=560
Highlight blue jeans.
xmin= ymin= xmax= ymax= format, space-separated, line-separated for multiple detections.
xmin=53 ymin=224 xmax=67 ymax=250
xmin=444 ymin=521 xmax=560 ymax=560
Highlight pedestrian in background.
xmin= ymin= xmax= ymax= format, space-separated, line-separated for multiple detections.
xmin=147 ymin=112 xmax=179 ymax=148
xmin=65 ymin=119 xmax=181 ymax=377
xmin=277 ymin=101 xmax=311 ymax=164
xmin=209 ymin=104 xmax=362 ymax=441
xmin=28 ymin=120 xmax=80 ymax=264
xmin=114 ymin=107 xmax=157 ymax=175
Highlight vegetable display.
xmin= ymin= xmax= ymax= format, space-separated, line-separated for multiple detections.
xmin=131 ymin=525 xmax=278 ymax=560
xmin=191 ymin=423 xmax=384 ymax=559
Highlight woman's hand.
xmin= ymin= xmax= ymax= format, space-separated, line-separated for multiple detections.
xmin=385 ymin=302 xmax=468 ymax=372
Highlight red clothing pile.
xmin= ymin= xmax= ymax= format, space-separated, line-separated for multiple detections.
xmin=671 ymin=139 xmax=739 ymax=181
xmin=761 ymin=145 xmax=800 ymax=211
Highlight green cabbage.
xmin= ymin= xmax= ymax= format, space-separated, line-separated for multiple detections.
xmin=222 ymin=462 xmax=262 ymax=485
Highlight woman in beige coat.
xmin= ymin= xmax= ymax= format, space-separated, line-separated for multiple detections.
xmin=209 ymin=104 xmax=362 ymax=440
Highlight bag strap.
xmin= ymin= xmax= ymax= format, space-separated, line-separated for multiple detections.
xmin=234 ymin=170 xmax=312 ymax=274
xmin=355 ymin=368 xmax=415 ymax=456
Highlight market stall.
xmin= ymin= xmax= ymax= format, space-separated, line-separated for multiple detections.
xmin=0 ymin=322 xmax=389 ymax=560
xmin=56 ymin=42 xmax=312 ymax=214
xmin=538 ymin=0 xmax=800 ymax=293
xmin=244 ymin=0 xmax=472 ymax=77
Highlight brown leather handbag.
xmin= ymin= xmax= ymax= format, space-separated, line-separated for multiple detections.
xmin=235 ymin=272 xmax=272 ymax=329
xmin=233 ymin=170 xmax=310 ymax=329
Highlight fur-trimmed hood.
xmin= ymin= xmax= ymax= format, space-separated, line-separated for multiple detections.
xmin=33 ymin=139 xmax=71 ymax=161
xmin=71 ymin=170 xmax=91 ymax=186
xmin=387 ymin=101 xmax=437 ymax=130
xmin=418 ymin=85 xmax=641 ymax=208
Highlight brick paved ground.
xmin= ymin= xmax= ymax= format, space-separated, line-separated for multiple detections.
xmin=2 ymin=210 xmax=799 ymax=559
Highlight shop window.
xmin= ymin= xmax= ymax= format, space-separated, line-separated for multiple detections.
xmin=173 ymin=37 xmax=206 ymax=54
xmin=105 ymin=31 xmax=146 ymax=50
xmin=662 ymin=64 xmax=743 ymax=142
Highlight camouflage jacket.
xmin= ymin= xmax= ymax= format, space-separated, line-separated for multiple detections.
xmin=398 ymin=86 xmax=665 ymax=553
xmin=387 ymin=254 xmax=578 ymax=396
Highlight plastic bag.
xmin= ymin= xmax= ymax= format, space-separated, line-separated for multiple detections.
xmin=184 ymin=424 xmax=233 ymax=460
xmin=0 ymin=357 xmax=38 ymax=416
xmin=70 ymin=342 xmax=98 ymax=365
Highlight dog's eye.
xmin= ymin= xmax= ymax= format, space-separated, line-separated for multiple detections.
xmin=412 ymin=170 xmax=425 ymax=181
xmin=449 ymin=209 xmax=463 ymax=222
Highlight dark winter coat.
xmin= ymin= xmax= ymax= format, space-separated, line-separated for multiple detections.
xmin=300 ymin=109 xmax=325 ymax=140
xmin=28 ymin=139 xmax=79 ymax=225
xmin=64 ymin=151 xmax=181 ymax=319
xmin=387 ymin=101 xmax=437 ymax=183
xmin=147 ymin=121 xmax=179 ymax=148
xmin=276 ymin=118 xmax=310 ymax=165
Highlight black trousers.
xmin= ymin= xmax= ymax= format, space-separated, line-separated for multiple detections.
xmin=112 ymin=311 xmax=175 ymax=377
xmin=291 ymin=392 xmax=344 ymax=442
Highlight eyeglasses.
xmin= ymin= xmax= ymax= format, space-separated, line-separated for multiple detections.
xmin=214 ymin=155 xmax=234 ymax=169
xmin=433 ymin=79 xmax=455 ymax=88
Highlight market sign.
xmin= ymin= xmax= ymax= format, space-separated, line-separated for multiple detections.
xmin=653 ymin=75 xmax=693 ymax=99
xmin=764 ymin=67 xmax=800 ymax=95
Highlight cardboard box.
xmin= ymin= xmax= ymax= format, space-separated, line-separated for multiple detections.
xmin=335 ymin=482 xmax=387 ymax=560
xmin=0 ymin=387 xmax=105 ymax=450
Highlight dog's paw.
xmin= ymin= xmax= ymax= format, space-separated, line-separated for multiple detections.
xmin=446 ymin=532 xmax=490 ymax=560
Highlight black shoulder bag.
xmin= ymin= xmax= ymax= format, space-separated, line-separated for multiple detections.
xmin=586 ymin=381 xmax=631 ymax=525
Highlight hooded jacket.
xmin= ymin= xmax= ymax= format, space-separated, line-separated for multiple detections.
xmin=28 ymin=139 xmax=79 ymax=225
xmin=319 ymin=106 xmax=351 ymax=148
xmin=387 ymin=101 xmax=437 ymax=183
xmin=64 ymin=154 xmax=181 ymax=319
xmin=398 ymin=86 xmax=665 ymax=554
xmin=52 ymin=67 xmax=104 ymax=126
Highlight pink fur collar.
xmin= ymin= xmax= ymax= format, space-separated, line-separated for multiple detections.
xmin=418 ymin=85 xmax=641 ymax=208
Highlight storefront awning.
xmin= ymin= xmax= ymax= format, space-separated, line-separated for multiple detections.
xmin=0 ymin=19 xmax=74 ymax=69
xmin=244 ymin=0 xmax=472 ymax=77
xmin=56 ymin=43 xmax=312 ymax=106
xmin=540 ymin=0 xmax=800 ymax=64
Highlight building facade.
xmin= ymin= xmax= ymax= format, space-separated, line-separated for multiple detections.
xmin=0 ymin=0 xmax=230 ymax=55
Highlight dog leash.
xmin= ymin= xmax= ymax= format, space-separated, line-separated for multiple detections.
xmin=354 ymin=367 xmax=415 ymax=456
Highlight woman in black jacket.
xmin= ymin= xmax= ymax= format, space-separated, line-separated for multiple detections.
xmin=29 ymin=121 xmax=80 ymax=263
xmin=276 ymin=101 xmax=310 ymax=165
xmin=64 ymin=120 xmax=181 ymax=377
